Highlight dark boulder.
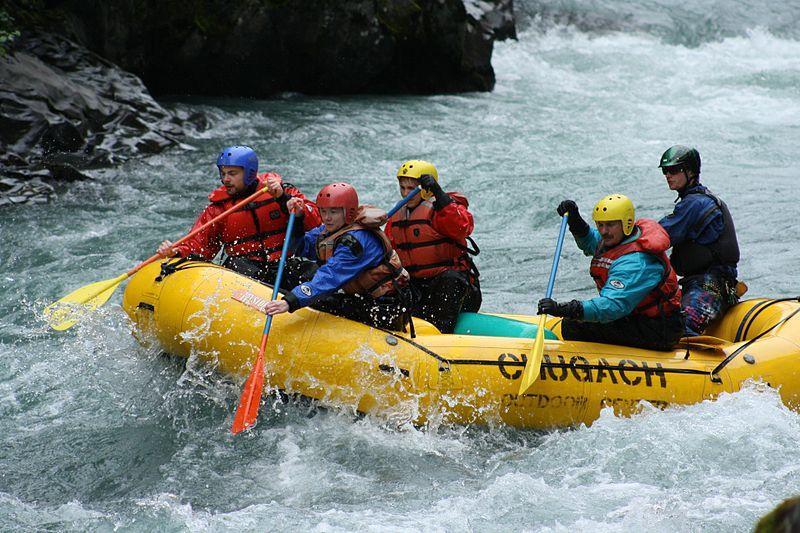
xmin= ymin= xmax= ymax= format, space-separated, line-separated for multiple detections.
xmin=54 ymin=0 xmax=516 ymax=96
xmin=0 ymin=31 xmax=208 ymax=206
xmin=755 ymin=496 xmax=800 ymax=533
xmin=0 ymin=1 xmax=516 ymax=207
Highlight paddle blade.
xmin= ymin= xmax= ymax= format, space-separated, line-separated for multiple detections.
xmin=735 ymin=281 xmax=748 ymax=298
xmin=43 ymin=273 xmax=128 ymax=331
xmin=231 ymin=351 xmax=265 ymax=434
xmin=517 ymin=315 xmax=548 ymax=395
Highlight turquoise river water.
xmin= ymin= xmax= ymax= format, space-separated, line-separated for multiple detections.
xmin=2 ymin=1 xmax=800 ymax=530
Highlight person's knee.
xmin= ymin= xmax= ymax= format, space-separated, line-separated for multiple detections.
xmin=560 ymin=318 xmax=588 ymax=341
xmin=429 ymin=270 xmax=469 ymax=297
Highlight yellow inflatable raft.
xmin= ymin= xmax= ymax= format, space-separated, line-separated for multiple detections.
xmin=122 ymin=260 xmax=800 ymax=429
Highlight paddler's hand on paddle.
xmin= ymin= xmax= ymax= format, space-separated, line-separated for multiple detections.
xmin=266 ymin=174 xmax=284 ymax=198
xmin=419 ymin=174 xmax=452 ymax=210
xmin=263 ymin=299 xmax=289 ymax=316
xmin=538 ymin=298 xmax=583 ymax=319
xmin=286 ymin=197 xmax=305 ymax=217
xmin=556 ymin=199 xmax=589 ymax=237
xmin=157 ymin=240 xmax=178 ymax=258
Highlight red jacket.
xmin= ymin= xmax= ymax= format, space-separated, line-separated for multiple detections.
xmin=589 ymin=219 xmax=681 ymax=318
xmin=175 ymin=173 xmax=321 ymax=262
xmin=385 ymin=193 xmax=475 ymax=279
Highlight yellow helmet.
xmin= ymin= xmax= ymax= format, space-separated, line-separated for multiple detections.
xmin=592 ymin=194 xmax=635 ymax=236
xmin=396 ymin=160 xmax=439 ymax=200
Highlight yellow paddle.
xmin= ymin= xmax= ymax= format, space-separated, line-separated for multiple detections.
xmin=518 ymin=213 xmax=569 ymax=396
xmin=43 ymin=185 xmax=270 ymax=331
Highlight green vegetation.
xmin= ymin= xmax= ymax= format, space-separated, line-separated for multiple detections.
xmin=0 ymin=8 xmax=20 ymax=56
xmin=376 ymin=0 xmax=422 ymax=35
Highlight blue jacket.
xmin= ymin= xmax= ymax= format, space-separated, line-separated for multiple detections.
xmin=575 ymin=228 xmax=666 ymax=323
xmin=284 ymin=225 xmax=386 ymax=310
xmin=658 ymin=182 xmax=737 ymax=278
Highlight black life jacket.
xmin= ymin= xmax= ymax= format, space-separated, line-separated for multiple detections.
xmin=670 ymin=187 xmax=740 ymax=277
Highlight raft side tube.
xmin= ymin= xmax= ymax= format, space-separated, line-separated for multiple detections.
xmin=453 ymin=312 xmax=558 ymax=340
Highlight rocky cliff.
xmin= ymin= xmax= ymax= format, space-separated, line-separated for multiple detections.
xmin=0 ymin=0 xmax=516 ymax=206
xmin=61 ymin=0 xmax=515 ymax=96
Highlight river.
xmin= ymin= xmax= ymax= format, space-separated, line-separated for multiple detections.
xmin=2 ymin=0 xmax=800 ymax=530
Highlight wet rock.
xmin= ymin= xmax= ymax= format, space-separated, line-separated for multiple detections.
xmin=466 ymin=0 xmax=517 ymax=40
xmin=45 ymin=163 xmax=93 ymax=182
xmin=52 ymin=0 xmax=516 ymax=96
xmin=755 ymin=496 xmax=800 ymax=532
xmin=0 ymin=152 xmax=28 ymax=167
xmin=0 ymin=176 xmax=56 ymax=205
xmin=0 ymin=31 xmax=208 ymax=207
xmin=40 ymin=121 xmax=85 ymax=154
xmin=0 ymin=1 xmax=516 ymax=206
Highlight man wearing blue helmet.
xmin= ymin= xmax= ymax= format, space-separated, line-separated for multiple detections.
xmin=157 ymin=146 xmax=321 ymax=287
xmin=657 ymin=145 xmax=741 ymax=336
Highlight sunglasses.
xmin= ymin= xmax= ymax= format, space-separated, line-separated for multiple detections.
xmin=662 ymin=167 xmax=683 ymax=176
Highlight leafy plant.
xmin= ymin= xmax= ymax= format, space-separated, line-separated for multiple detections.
xmin=0 ymin=8 xmax=20 ymax=56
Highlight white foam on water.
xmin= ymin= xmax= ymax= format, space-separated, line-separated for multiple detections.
xmin=3 ymin=6 xmax=800 ymax=531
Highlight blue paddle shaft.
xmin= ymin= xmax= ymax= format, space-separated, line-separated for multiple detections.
xmin=386 ymin=187 xmax=421 ymax=219
xmin=262 ymin=190 xmax=415 ymax=333
xmin=262 ymin=212 xmax=297 ymax=335
xmin=544 ymin=214 xmax=569 ymax=299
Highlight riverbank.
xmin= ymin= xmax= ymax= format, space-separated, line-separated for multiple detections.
xmin=0 ymin=1 xmax=516 ymax=206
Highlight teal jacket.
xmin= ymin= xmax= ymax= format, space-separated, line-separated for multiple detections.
xmin=574 ymin=227 xmax=666 ymax=323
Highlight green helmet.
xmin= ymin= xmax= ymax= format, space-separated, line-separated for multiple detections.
xmin=659 ymin=145 xmax=701 ymax=175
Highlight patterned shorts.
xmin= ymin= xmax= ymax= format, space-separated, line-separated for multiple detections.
xmin=680 ymin=273 xmax=738 ymax=336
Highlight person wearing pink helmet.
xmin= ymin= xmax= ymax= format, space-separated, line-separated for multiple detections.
xmin=263 ymin=182 xmax=412 ymax=331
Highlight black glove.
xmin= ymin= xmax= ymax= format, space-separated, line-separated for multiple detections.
xmin=556 ymin=199 xmax=589 ymax=237
xmin=537 ymin=298 xmax=583 ymax=319
xmin=557 ymin=199 xmax=578 ymax=217
xmin=419 ymin=174 xmax=452 ymax=210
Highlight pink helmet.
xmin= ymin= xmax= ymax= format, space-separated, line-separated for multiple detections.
xmin=316 ymin=182 xmax=359 ymax=224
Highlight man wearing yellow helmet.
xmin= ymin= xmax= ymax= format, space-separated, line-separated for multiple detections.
xmin=385 ymin=160 xmax=481 ymax=333
xmin=537 ymin=195 xmax=684 ymax=351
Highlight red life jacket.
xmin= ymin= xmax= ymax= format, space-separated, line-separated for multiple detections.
xmin=386 ymin=195 xmax=475 ymax=279
xmin=210 ymin=172 xmax=290 ymax=262
xmin=589 ymin=218 xmax=681 ymax=318
xmin=316 ymin=206 xmax=409 ymax=298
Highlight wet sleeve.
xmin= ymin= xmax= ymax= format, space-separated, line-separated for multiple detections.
xmin=292 ymin=225 xmax=323 ymax=261
xmin=658 ymin=196 xmax=710 ymax=246
xmin=430 ymin=199 xmax=474 ymax=240
xmin=282 ymin=183 xmax=323 ymax=231
xmin=287 ymin=231 xmax=381 ymax=310
xmin=581 ymin=253 xmax=664 ymax=323
xmin=173 ymin=204 xmax=223 ymax=260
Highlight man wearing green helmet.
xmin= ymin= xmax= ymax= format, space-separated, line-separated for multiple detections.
xmin=538 ymin=194 xmax=684 ymax=351
xmin=657 ymin=145 xmax=741 ymax=336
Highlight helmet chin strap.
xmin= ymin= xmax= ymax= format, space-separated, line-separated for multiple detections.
xmin=677 ymin=167 xmax=699 ymax=195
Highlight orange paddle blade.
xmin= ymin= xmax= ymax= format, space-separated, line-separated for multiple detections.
xmin=231 ymin=349 xmax=266 ymax=434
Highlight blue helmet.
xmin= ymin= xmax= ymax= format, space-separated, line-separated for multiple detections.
xmin=216 ymin=146 xmax=258 ymax=186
